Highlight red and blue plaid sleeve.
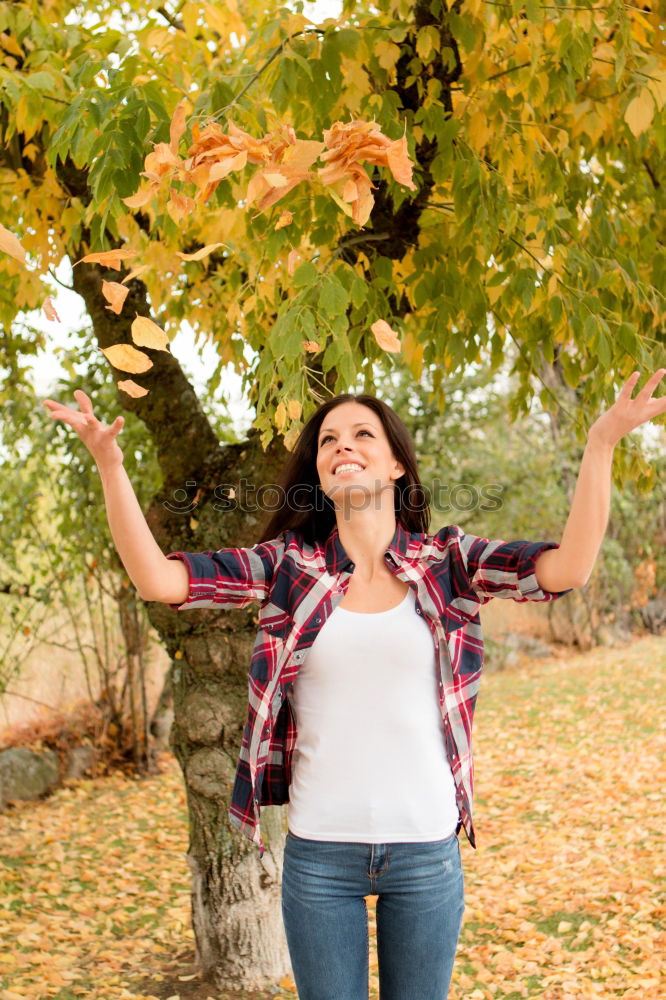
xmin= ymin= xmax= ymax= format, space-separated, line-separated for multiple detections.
xmin=165 ymin=536 xmax=285 ymax=610
xmin=452 ymin=527 xmax=571 ymax=604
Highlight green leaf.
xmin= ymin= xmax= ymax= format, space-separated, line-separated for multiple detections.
xmin=292 ymin=262 xmax=319 ymax=289
xmin=319 ymin=277 xmax=349 ymax=318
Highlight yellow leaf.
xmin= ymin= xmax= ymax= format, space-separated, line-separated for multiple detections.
xmin=624 ymin=89 xmax=655 ymax=137
xmin=287 ymin=249 xmax=300 ymax=274
xmin=73 ymin=248 xmax=137 ymax=269
xmin=175 ymin=243 xmax=224 ymax=261
xmin=117 ymin=379 xmax=149 ymax=398
xmin=283 ymin=427 xmax=301 ymax=452
xmin=647 ymin=68 xmax=666 ymax=110
xmin=102 ymin=280 xmax=130 ymax=315
xmin=169 ymin=100 xmax=188 ymax=154
xmin=416 ymin=25 xmax=439 ymax=61
xmin=131 ymin=315 xmax=170 ymax=351
xmin=42 ymin=296 xmax=61 ymax=322
xmin=275 ymin=402 xmax=287 ymax=431
xmin=287 ymin=399 xmax=302 ymax=420
xmin=375 ymin=41 xmax=401 ymax=71
xmin=0 ymin=222 xmax=27 ymax=265
xmin=0 ymin=33 xmax=23 ymax=57
xmin=468 ymin=110 xmax=491 ymax=152
xmin=371 ymin=319 xmax=401 ymax=353
xmin=101 ymin=343 xmax=153 ymax=374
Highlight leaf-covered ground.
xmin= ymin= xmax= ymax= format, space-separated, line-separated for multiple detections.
xmin=1 ymin=635 xmax=664 ymax=1000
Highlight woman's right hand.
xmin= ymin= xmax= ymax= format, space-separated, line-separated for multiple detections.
xmin=42 ymin=389 xmax=125 ymax=469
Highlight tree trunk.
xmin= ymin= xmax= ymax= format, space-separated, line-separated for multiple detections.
xmin=71 ymin=255 xmax=292 ymax=988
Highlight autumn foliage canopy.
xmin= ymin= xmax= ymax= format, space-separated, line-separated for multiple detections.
xmin=0 ymin=0 xmax=664 ymax=466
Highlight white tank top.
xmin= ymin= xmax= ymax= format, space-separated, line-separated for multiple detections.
xmin=287 ymin=587 xmax=459 ymax=842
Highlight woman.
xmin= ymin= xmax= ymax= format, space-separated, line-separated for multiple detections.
xmin=43 ymin=370 xmax=665 ymax=1000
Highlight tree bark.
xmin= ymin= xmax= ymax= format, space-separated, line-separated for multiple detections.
xmin=71 ymin=255 xmax=292 ymax=987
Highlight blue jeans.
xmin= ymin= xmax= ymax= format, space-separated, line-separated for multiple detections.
xmin=281 ymin=830 xmax=465 ymax=1000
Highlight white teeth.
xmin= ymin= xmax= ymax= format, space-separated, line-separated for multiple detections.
xmin=335 ymin=463 xmax=364 ymax=475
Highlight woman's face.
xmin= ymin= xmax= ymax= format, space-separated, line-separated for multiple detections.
xmin=315 ymin=401 xmax=405 ymax=504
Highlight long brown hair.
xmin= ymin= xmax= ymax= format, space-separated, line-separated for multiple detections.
xmin=258 ymin=393 xmax=430 ymax=545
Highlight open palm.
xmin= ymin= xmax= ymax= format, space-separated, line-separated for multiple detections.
xmin=43 ymin=390 xmax=125 ymax=468
xmin=590 ymin=369 xmax=666 ymax=447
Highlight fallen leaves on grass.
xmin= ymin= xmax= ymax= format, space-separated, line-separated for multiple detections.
xmin=0 ymin=637 xmax=664 ymax=999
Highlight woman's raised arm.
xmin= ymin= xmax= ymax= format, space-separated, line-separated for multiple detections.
xmin=42 ymin=390 xmax=189 ymax=604
xmin=534 ymin=369 xmax=666 ymax=593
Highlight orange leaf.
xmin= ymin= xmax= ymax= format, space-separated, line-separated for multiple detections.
xmin=131 ymin=315 xmax=170 ymax=351
xmin=102 ymin=280 xmax=130 ymax=315
xmin=208 ymin=150 xmax=248 ymax=181
xmin=122 ymin=185 xmax=155 ymax=209
xmin=167 ymin=188 xmax=196 ymax=224
xmin=264 ymin=172 xmax=290 ymax=188
xmin=169 ymin=100 xmax=188 ymax=154
xmin=142 ymin=142 xmax=181 ymax=184
xmin=175 ymin=243 xmax=224 ymax=261
xmin=121 ymin=264 xmax=151 ymax=285
xmin=387 ymin=131 xmax=416 ymax=190
xmin=287 ymin=249 xmax=301 ymax=275
xmin=371 ymin=319 xmax=401 ymax=353
xmin=73 ymin=249 xmax=137 ymax=270
xmin=42 ymin=296 xmax=61 ymax=322
xmin=117 ymin=379 xmax=149 ymax=398
xmin=287 ymin=399 xmax=302 ymax=419
xmin=101 ymin=343 xmax=153 ymax=373
xmin=0 ymin=222 xmax=27 ymax=264
xmin=302 ymin=340 xmax=320 ymax=353
xmin=280 ymin=138 xmax=326 ymax=170
xmin=275 ymin=211 xmax=293 ymax=230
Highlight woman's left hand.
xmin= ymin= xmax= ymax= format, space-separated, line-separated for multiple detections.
xmin=589 ymin=369 xmax=666 ymax=448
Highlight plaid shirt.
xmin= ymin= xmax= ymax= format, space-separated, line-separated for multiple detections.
xmin=167 ymin=522 xmax=569 ymax=857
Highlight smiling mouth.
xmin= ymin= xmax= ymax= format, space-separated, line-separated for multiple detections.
xmin=333 ymin=463 xmax=366 ymax=475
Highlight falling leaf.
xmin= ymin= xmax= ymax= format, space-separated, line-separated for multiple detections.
xmin=275 ymin=211 xmax=293 ymax=230
xmin=319 ymin=119 xmax=416 ymax=225
xmin=287 ymin=249 xmax=301 ymax=275
xmin=169 ymin=101 xmax=188 ymax=154
xmin=302 ymin=340 xmax=320 ymax=352
xmin=386 ymin=130 xmax=416 ymax=190
xmin=101 ymin=343 xmax=153 ymax=373
xmin=117 ymin=379 xmax=149 ymax=398
xmin=42 ymin=297 xmax=61 ymax=322
xmin=175 ymin=243 xmax=224 ymax=261
xmin=624 ymin=89 xmax=655 ymax=137
xmin=122 ymin=185 xmax=155 ymax=209
xmin=209 ymin=151 xmax=248 ymax=181
xmin=131 ymin=316 xmax=170 ymax=351
xmin=371 ymin=319 xmax=401 ymax=353
xmin=121 ymin=264 xmax=151 ymax=285
xmin=287 ymin=399 xmax=302 ymax=419
xmin=141 ymin=142 xmax=182 ymax=184
xmin=102 ymin=280 xmax=130 ymax=315
xmin=0 ymin=222 xmax=27 ymax=265
xmin=73 ymin=249 xmax=138 ymax=270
